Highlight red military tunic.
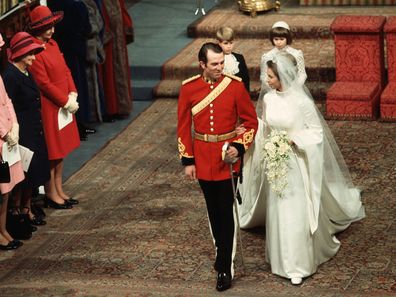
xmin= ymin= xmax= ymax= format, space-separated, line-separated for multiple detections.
xmin=29 ymin=38 xmax=80 ymax=160
xmin=178 ymin=74 xmax=258 ymax=181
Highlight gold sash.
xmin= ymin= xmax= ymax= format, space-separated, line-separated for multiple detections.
xmin=191 ymin=77 xmax=232 ymax=116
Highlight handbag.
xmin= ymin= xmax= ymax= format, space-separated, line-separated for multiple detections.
xmin=0 ymin=160 xmax=10 ymax=183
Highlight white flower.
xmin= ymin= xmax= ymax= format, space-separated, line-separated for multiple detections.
xmin=264 ymin=142 xmax=276 ymax=151
xmin=271 ymin=135 xmax=280 ymax=143
xmin=261 ymin=129 xmax=292 ymax=198
xmin=278 ymin=142 xmax=288 ymax=155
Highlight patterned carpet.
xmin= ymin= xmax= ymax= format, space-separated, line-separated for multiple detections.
xmin=0 ymin=99 xmax=394 ymax=296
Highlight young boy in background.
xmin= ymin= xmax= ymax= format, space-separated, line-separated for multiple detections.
xmin=216 ymin=27 xmax=250 ymax=92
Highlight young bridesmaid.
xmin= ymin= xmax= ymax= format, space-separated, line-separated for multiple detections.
xmin=259 ymin=21 xmax=307 ymax=97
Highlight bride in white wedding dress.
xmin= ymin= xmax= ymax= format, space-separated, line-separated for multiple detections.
xmin=237 ymin=52 xmax=365 ymax=285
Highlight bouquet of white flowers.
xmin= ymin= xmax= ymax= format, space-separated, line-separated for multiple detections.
xmin=261 ymin=129 xmax=292 ymax=197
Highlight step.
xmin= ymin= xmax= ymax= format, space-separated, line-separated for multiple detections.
xmin=130 ymin=65 xmax=162 ymax=81
xmin=153 ymin=79 xmax=332 ymax=101
xmin=132 ymin=79 xmax=159 ymax=101
xmin=188 ymin=11 xmax=333 ymax=39
xmin=160 ymin=38 xmax=335 ymax=82
xmin=187 ymin=2 xmax=396 ymax=39
xmin=300 ymin=0 xmax=396 ymax=5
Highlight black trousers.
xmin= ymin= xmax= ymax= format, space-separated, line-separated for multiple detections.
xmin=199 ymin=178 xmax=236 ymax=275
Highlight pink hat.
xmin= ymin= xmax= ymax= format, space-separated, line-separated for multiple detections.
xmin=28 ymin=5 xmax=63 ymax=32
xmin=0 ymin=34 xmax=5 ymax=47
xmin=9 ymin=32 xmax=44 ymax=61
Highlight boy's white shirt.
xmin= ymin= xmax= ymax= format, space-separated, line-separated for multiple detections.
xmin=223 ymin=53 xmax=240 ymax=76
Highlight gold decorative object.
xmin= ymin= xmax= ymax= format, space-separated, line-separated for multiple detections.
xmin=238 ymin=0 xmax=280 ymax=17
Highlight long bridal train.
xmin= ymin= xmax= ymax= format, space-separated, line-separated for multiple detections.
xmin=237 ymin=113 xmax=365 ymax=282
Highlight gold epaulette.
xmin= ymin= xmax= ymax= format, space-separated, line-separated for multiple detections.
xmin=224 ymin=73 xmax=242 ymax=82
xmin=182 ymin=74 xmax=201 ymax=85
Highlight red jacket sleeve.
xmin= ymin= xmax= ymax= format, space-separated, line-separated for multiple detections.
xmin=177 ymin=84 xmax=195 ymax=165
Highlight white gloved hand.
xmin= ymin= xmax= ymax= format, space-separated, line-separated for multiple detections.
xmin=69 ymin=92 xmax=78 ymax=100
xmin=4 ymin=132 xmax=18 ymax=150
xmin=9 ymin=122 xmax=19 ymax=144
xmin=64 ymin=95 xmax=79 ymax=114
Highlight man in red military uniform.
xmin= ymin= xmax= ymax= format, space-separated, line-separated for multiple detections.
xmin=177 ymin=42 xmax=258 ymax=291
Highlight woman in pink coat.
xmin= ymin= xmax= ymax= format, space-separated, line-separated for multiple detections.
xmin=0 ymin=34 xmax=24 ymax=250
xmin=28 ymin=6 xmax=80 ymax=209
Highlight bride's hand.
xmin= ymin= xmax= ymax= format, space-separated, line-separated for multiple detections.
xmin=235 ymin=124 xmax=246 ymax=135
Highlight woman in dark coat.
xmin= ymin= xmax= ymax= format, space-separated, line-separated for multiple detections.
xmin=2 ymin=32 xmax=50 ymax=225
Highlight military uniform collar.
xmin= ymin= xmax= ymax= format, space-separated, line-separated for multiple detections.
xmin=202 ymin=75 xmax=224 ymax=85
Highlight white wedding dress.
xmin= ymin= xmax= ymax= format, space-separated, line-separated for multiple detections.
xmin=237 ymin=88 xmax=365 ymax=280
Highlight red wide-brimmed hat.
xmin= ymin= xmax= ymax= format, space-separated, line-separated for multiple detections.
xmin=9 ymin=32 xmax=44 ymax=61
xmin=28 ymin=5 xmax=63 ymax=31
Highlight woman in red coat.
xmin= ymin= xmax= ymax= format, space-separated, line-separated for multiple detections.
xmin=28 ymin=6 xmax=80 ymax=209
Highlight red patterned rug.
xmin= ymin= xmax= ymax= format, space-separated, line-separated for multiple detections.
xmin=0 ymin=99 xmax=394 ymax=296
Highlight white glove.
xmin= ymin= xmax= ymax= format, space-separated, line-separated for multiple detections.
xmin=64 ymin=95 xmax=79 ymax=114
xmin=69 ymin=92 xmax=78 ymax=100
xmin=221 ymin=142 xmax=238 ymax=164
xmin=9 ymin=122 xmax=19 ymax=144
xmin=4 ymin=132 xmax=18 ymax=150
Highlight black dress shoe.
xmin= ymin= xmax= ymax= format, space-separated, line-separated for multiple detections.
xmin=19 ymin=208 xmax=39 ymax=232
xmin=0 ymin=242 xmax=16 ymax=250
xmin=216 ymin=272 xmax=232 ymax=292
xmin=30 ymin=216 xmax=46 ymax=226
xmin=11 ymin=240 xmax=23 ymax=248
xmin=64 ymin=198 xmax=79 ymax=205
xmin=44 ymin=197 xmax=72 ymax=209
